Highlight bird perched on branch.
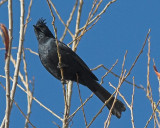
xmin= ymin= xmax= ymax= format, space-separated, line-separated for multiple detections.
xmin=33 ymin=18 xmax=126 ymax=118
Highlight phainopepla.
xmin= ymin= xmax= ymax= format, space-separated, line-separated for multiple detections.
xmin=33 ymin=18 xmax=126 ymax=118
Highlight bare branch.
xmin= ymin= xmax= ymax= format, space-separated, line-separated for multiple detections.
xmin=104 ymin=71 xmax=126 ymax=128
xmin=2 ymin=0 xmax=13 ymax=127
xmin=79 ymin=0 xmax=116 ymax=32
xmin=24 ymin=0 xmax=32 ymax=34
xmin=87 ymin=90 xmax=116 ymax=128
xmin=131 ymin=77 xmax=135 ymax=128
xmin=92 ymin=64 xmax=143 ymax=89
xmin=74 ymin=0 xmax=99 ymax=48
xmin=60 ymin=0 xmax=78 ymax=42
xmin=0 ymin=75 xmax=63 ymax=121
xmin=100 ymin=59 xmax=118 ymax=85
xmin=25 ymin=48 xmax=38 ymax=55
xmin=76 ymin=74 xmax=87 ymax=126
xmin=75 ymin=0 xmax=83 ymax=33
xmin=68 ymin=93 xmax=93 ymax=119
xmin=9 ymin=0 xmax=25 ymax=111
xmin=0 ymin=82 xmax=36 ymax=128
xmin=46 ymin=1 xmax=69 ymax=127
xmin=125 ymin=29 xmax=151 ymax=78
xmin=14 ymin=101 xmax=35 ymax=128
xmin=144 ymin=100 xmax=160 ymax=128
xmin=0 ymin=0 xmax=7 ymax=6
xmin=109 ymin=83 xmax=130 ymax=108
xmin=48 ymin=0 xmax=74 ymax=38
xmin=52 ymin=121 xmax=61 ymax=128
xmin=0 ymin=47 xmax=39 ymax=56
xmin=145 ymin=36 xmax=160 ymax=127
xmin=71 ymin=0 xmax=83 ymax=51
xmin=87 ymin=59 xmax=124 ymax=128
xmin=21 ymin=1 xmax=34 ymax=127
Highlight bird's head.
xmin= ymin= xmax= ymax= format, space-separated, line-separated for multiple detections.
xmin=33 ymin=18 xmax=54 ymax=42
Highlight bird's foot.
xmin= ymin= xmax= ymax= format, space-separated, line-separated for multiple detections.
xmin=61 ymin=78 xmax=67 ymax=84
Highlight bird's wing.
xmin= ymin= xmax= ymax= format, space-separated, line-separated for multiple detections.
xmin=58 ymin=41 xmax=98 ymax=81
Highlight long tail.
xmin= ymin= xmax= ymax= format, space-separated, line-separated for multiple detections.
xmin=87 ymin=81 xmax=126 ymax=118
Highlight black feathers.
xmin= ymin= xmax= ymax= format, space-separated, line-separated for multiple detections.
xmin=36 ymin=18 xmax=46 ymax=26
xmin=34 ymin=18 xmax=54 ymax=38
xmin=33 ymin=18 xmax=126 ymax=118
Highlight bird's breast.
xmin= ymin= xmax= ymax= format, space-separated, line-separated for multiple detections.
xmin=39 ymin=44 xmax=58 ymax=66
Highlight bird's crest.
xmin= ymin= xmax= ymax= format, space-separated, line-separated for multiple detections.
xmin=34 ymin=18 xmax=55 ymax=38
xmin=36 ymin=18 xmax=46 ymax=26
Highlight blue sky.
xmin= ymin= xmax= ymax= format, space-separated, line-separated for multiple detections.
xmin=0 ymin=0 xmax=160 ymax=127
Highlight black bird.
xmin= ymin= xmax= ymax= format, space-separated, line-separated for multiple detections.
xmin=33 ymin=18 xmax=126 ymax=118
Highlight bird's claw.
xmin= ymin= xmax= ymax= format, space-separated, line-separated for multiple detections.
xmin=61 ymin=79 xmax=67 ymax=84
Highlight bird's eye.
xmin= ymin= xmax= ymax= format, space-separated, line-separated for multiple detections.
xmin=39 ymin=33 xmax=44 ymax=39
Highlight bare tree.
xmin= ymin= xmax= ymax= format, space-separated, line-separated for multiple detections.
xmin=0 ymin=0 xmax=160 ymax=128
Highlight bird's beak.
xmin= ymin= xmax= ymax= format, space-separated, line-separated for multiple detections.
xmin=33 ymin=25 xmax=39 ymax=34
xmin=33 ymin=25 xmax=39 ymax=38
xmin=33 ymin=25 xmax=37 ymax=30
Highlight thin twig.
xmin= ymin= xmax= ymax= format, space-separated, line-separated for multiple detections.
xmin=0 ymin=0 xmax=7 ymax=6
xmin=85 ymin=17 xmax=101 ymax=32
xmin=104 ymin=29 xmax=151 ymax=126
xmin=52 ymin=121 xmax=61 ymax=128
xmin=46 ymin=1 xmax=68 ymax=127
xmin=22 ymin=0 xmax=33 ymax=127
xmin=71 ymin=0 xmax=83 ymax=52
xmin=22 ymin=49 xmax=28 ymax=86
xmin=24 ymin=0 xmax=32 ymax=34
xmin=68 ymin=93 xmax=93 ymax=119
xmin=104 ymin=50 xmax=127 ymax=128
xmin=90 ymin=0 xmax=101 ymax=19
xmin=2 ymin=0 xmax=13 ymax=127
xmin=14 ymin=101 xmax=35 ymax=128
xmin=64 ymin=3 xmax=85 ymax=126
xmin=87 ymin=58 xmax=125 ymax=127
xmin=147 ymin=37 xmax=151 ymax=99
xmin=75 ymin=0 xmax=83 ymax=35
xmin=145 ymin=36 xmax=160 ymax=127
xmin=104 ymin=70 xmax=126 ymax=128
xmin=125 ymin=29 xmax=151 ymax=78
xmin=4 ymin=28 xmax=10 ymax=128
xmin=48 ymin=0 xmax=74 ymax=38
xmin=9 ymin=0 xmax=25 ymax=117
xmin=120 ymin=51 xmax=128 ymax=79
xmin=131 ymin=77 xmax=135 ymax=128
xmin=144 ymin=100 xmax=160 ymax=128
xmin=100 ymin=59 xmax=118 ymax=85
xmin=0 ymin=83 xmax=36 ymax=128
xmin=60 ymin=0 xmax=78 ymax=42
xmin=86 ymin=58 xmax=123 ymax=127
xmin=87 ymin=91 xmax=116 ymax=128
xmin=10 ymin=55 xmax=27 ymax=88
xmin=62 ymin=1 xmax=85 ymax=127
xmin=74 ymin=0 xmax=98 ymax=48
xmin=92 ymin=64 xmax=143 ymax=89
xmin=25 ymin=48 xmax=38 ymax=55
xmin=22 ymin=48 xmax=33 ymax=128
xmin=0 ymin=47 xmax=39 ymax=56
xmin=25 ymin=77 xmax=35 ymax=128
xmin=79 ymin=0 xmax=116 ymax=32
xmin=109 ymin=83 xmax=130 ymax=107
xmin=76 ymin=74 xmax=87 ymax=126
xmin=0 ymin=75 xmax=63 ymax=121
